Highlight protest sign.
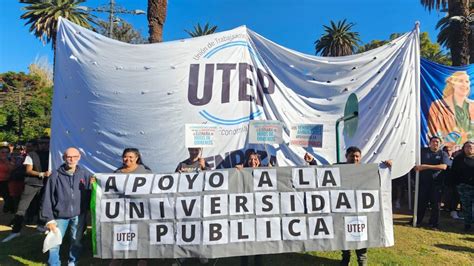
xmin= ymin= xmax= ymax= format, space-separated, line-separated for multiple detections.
xmin=290 ymin=124 xmax=323 ymax=147
xmin=248 ymin=120 xmax=283 ymax=144
xmin=185 ymin=124 xmax=217 ymax=148
xmin=92 ymin=163 xmax=393 ymax=259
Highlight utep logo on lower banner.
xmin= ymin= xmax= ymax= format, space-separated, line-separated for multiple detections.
xmin=113 ymin=224 xmax=138 ymax=251
xmin=188 ymin=40 xmax=276 ymax=125
xmin=344 ymin=216 xmax=368 ymax=242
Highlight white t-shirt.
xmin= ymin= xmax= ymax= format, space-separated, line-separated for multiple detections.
xmin=23 ymin=155 xmax=33 ymax=166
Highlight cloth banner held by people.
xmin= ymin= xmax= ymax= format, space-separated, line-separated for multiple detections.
xmin=51 ymin=18 xmax=419 ymax=177
xmin=420 ymin=58 xmax=474 ymax=148
xmin=91 ymin=164 xmax=393 ymax=258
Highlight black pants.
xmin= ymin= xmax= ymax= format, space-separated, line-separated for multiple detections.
xmin=341 ymin=249 xmax=367 ymax=266
xmin=0 ymin=181 xmax=12 ymax=212
xmin=240 ymin=255 xmax=263 ymax=266
xmin=11 ymin=184 xmax=43 ymax=233
xmin=417 ymin=180 xmax=443 ymax=227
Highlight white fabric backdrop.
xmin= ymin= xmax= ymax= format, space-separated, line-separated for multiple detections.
xmin=51 ymin=18 xmax=420 ymax=177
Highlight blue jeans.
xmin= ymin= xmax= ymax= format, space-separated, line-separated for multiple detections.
xmin=48 ymin=214 xmax=86 ymax=266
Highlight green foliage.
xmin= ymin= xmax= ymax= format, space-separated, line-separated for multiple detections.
xmin=357 ymin=32 xmax=451 ymax=65
xmin=0 ymin=70 xmax=52 ymax=143
xmin=419 ymin=0 xmax=448 ymax=12
xmin=185 ymin=22 xmax=218 ymax=37
xmin=94 ymin=19 xmax=147 ymax=44
xmin=357 ymin=39 xmax=388 ymax=53
xmin=20 ymin=0 xmax=93 ymax=49
xmin=420 ymin=32 xmax=452 ymax=65
xmin=314 ymin=19 xmax=361 ymax=57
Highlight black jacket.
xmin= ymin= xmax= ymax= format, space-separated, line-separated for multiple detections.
xmin=41 ymin=164 xmax=92 ymax=222
xmin=451 ymin=153 xmax=474 ymax=186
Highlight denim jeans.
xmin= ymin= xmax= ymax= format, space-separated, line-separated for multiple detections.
xmin=48 ymin=214 xmax=86 ymax=266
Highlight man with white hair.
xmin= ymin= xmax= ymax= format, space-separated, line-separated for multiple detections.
xmin=41 ymin=147 xmax=92 ymax=266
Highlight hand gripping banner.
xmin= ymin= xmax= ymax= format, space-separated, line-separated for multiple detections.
xmin=91 ymin=164 xmax=393 ymax=259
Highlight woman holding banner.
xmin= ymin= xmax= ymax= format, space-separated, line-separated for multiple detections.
xmin=114 ymin=148 xmax=152 ymax=174
xmin=428 ymin=71 xmax=474 ymax=145
xmin=110 ymin=148 xmax=151 ymax=266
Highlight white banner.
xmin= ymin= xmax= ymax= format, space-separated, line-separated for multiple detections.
xmin=51 ymin=18 xmax=419 ymax=177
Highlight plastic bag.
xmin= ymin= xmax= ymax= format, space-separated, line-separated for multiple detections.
xmin=42 ymin=229 xmax=63 ymax=253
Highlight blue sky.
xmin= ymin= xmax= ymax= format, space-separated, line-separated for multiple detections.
xmin=0 ymin=0 xmax=447 ymax=73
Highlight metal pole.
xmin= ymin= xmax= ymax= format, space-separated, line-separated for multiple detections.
xmin=108 ymin=0 xmax=115 ymax=37
xmin=413 ymin=171 xmax=420 ymax=226
xmin=407 ymin=171 xmax=412 ymax=210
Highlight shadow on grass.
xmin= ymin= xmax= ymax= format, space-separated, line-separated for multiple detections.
xmin=461 ymin=237 xmax=474 ymax=242
xmin=0 ymin=231 xmax=46 ymax=265
xmin=392 ymin=210 xmax=468 ymax=235
xmin=434 ymin=244 xmax=474 ymax=254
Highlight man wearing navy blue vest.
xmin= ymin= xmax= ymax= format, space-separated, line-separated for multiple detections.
xmin=2 ymin=136 xmax=51 ymax=242
xmin=414 ymin=136 xmax=449 ymax=229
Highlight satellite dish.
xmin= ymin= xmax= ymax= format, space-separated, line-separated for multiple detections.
xmin=343 ymin=93 xmax=359 ymax=138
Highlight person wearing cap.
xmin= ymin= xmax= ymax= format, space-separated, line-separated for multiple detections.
xmin=414 ymin=136 xmax=450 ymax=229
xmin=174 ymin=147 xmax=210 ymax=265
xmin=451 ymin=140 xmax=474 ymax=232
xmin=2 ymin=136 xmax=51 ymax=242
xmin=175 ymin=147 xmax=210 ymax=173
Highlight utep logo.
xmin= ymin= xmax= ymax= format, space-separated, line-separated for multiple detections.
xmin=187 ymin=40 xmax=276 ymax=125
xmin=113 ymin=224 xmax=138 ymax=251
xmin=344 ymin=216 xmax=368 ymax=242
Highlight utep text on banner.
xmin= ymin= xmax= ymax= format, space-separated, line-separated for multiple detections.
xmin=51 ymin=18 xmax=419 ymax=178
xmin=92 ymin=164 xmax=393 ymax=259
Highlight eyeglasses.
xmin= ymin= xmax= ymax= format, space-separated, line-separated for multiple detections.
xmin=65 ymin=156 xmax=79 ymax=159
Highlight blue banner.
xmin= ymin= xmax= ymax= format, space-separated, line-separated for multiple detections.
xmin=420 ymin=58 xmax=474 ymax=147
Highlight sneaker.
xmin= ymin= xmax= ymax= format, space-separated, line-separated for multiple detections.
xmin=450 ymin=211 xmax=460 ymax=219
xmin=2 ymin=232 xmax=20 ymax=243
xmin=36 ymin=226 xmax=47 ymax=233
xmin=429 ymin=224 xmax=439 ymax=231
xmin=464 ymin=224 xmax=471 ymax=232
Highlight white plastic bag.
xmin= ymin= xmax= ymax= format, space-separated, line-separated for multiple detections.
xmin=42 ymin=229 xmax=63 ymax=253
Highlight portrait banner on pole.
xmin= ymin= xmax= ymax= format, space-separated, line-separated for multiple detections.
xmin=420 ymin=59 xmax=474 ymax=147
xmin=92 ymin=163 xmax=393 ymax=259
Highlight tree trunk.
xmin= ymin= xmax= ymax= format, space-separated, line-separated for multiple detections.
xmin=448 ymin=0 xmax=470 ymax=66
xmin=147 ymin=0 xmax=167 ymax=43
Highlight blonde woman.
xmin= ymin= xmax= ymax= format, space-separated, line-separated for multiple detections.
xmin=428 ymin=71 xmax=474 ymax=144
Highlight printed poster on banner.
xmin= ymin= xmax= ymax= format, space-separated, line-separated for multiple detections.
xmin=290 ymin=124 xmax=323 ymax=147
xmin=185 ymin=124 xmax=217 ymax=148
xmin=248 ymin=120 xmax=283 ymax=144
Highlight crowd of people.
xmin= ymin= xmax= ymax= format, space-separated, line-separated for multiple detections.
xmin=0 ymin=137 xmax=472 ymax=266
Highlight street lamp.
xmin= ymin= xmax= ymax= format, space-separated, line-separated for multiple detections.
xmin=77 ymin=0 xmax=145 ymax=38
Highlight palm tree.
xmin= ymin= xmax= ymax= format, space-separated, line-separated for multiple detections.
xmin=20 ymin=0 xmax=93 ymax=50
xmin=147 ymin=0 xmax=167 ymax=43
xmin=185 ymin=23 xmax=218 ymax=37
xmin=420 ymin=0 xmax=470 ymax=66
xmin=314 ymin=19 xmax=361 ymax=57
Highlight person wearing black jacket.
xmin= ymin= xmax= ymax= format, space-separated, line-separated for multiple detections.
xmin=41 ymin=147 xmax=92 ymax=266
xmin=451 ymin=140 xmax=474 ymax=232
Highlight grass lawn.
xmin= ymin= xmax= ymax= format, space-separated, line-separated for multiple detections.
xmin=0 ymin=204 xmax=472 ymax=265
